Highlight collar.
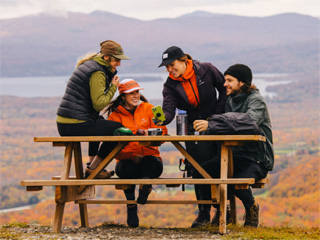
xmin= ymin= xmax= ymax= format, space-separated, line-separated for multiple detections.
xmin=169 ymin=59 xmax=194 ymax=82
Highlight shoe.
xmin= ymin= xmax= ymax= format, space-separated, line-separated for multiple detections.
xmin=127 ymin=205 xmax=139 ymax=228
xmin=211 ymin=205 xmax=232 ymax=226
xmin=191 ymin=211 xmax=210 ymax=228
xmin=137 ymin=184 xmax=152 ymax=205
xmin=84 ymin=167 xmax=114 ymax=179
xmin=244 ymin=202 xmax=260 ymax=227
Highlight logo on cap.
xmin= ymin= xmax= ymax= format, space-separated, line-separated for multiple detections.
xmin=163 ymin=53 xmax=168 ymax=59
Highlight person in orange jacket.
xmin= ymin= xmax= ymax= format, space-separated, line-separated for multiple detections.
xmin=104 ymin=79 xmax=168 ymax=228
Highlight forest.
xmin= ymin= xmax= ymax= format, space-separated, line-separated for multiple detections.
xmin=0 ymin=71 xmax=319 ymax=228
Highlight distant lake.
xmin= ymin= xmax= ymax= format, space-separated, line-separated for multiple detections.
xmin=0 ymin=73 xmax=289 ymax=99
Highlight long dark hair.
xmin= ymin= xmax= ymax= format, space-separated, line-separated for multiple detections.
xmin=240 ymin=83 xmax=257 ymax=94
xmin=177 ymin=54 xmax=193 ymax=63
xmin=104 ymin=93 xmax=149 ymax=117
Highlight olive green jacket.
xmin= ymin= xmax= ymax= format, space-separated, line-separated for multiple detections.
xmin=225 ymin=89 xmax=274 ymax=171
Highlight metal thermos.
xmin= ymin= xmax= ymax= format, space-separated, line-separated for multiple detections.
xmin=176 ymin=110 xmax=188 ymax=135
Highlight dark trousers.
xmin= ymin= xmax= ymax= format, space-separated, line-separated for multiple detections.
xmin=193 ymin=155 xmax=268 ymax=212
xmin=186 ymin=126 xmax=219 ymax=213
xmin=57 ymin=118 xmax=123 ymax=159
xmin=115 ymin=156 xmax=163 ymax=201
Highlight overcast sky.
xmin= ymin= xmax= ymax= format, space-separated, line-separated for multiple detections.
xmin=0 ymin=0 xmax=319 ymax=20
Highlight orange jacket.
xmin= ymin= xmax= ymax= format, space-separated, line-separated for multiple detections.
xmin=108 ymin=102 xmax=168 ymax=161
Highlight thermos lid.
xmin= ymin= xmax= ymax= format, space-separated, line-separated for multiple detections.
xmin=177 ymin=109 xmax=186 ymax=115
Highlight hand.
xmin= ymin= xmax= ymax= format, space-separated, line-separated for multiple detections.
xmin=152 ymin=117 xmax=163 ymax=126
xmin=193 ymin=120 xmax=208 ymax=132
xmin=111 ymin=76 xmax=120 ymax=87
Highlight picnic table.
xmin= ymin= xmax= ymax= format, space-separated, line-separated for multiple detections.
xmin=21 ymin=135 xmax=267 ymax=234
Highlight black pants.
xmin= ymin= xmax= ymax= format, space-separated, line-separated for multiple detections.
xmin=193 ymin=155 xmax=268 ymax=212
xmin=57 ymin=118 xmax=123 ymax=159
xmin=186 ymin=125 xmax=219 ymax=212
xmin=115 ymin=156 xmax=163 ymax=201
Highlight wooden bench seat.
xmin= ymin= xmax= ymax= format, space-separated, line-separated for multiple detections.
xmin=21 ymin=178 xmax=256 ymax=188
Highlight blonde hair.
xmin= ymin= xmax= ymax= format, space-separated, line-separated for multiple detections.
xmin=75 ymin=52 xmax=99 ymax=68
xmin=75 ymin=52 xmax=117 ymax=68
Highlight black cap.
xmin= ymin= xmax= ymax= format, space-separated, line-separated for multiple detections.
xmin=158 ymin=46 xmax=185 ymax=67
xmin=224 ymin=64 xmax=252 ymax=85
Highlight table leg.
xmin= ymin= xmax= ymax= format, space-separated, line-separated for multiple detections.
xmin=228 ymin=147 xmax=237 ymax=225
xmin=171 ymin=141 xmax=211 ymax=178
xmin=53 ymin=143 xmax=73 ymax=232
xmin=171 ymin=141 xmax=219 ymax=202
xmin=53 ymin=203 xmax=65 ymax=232
xmin=78 ymin=141 xmax=129 ymax=194
xmin=219 ymin=143 xmax=229 ymax=234
xmin=61 ymin=143 xmax=73 ymax=179
xmin=73 ymin=142 xmax=89 ymax=227
xmin=73 ymin=142 xmax=84 ymax=179
xmin=79 ymin=204 xmax=89 ymax=227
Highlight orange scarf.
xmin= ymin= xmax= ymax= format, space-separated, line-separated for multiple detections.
xmin=169 ymin=59 xmax=199 ymax=107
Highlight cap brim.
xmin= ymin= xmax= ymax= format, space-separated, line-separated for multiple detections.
xmin=113 ymin=54 xmax=130 ymax=60
xmin=123 ymin=87 xmax=144 ymax=93
xmin=158 ymin=58 xmax=178 ymax=68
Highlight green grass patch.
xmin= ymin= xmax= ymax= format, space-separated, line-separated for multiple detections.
xmin=220 ymin=225 xmax=320 ymax=239
xmin=1 ymin=222 xmax=29 ymax=228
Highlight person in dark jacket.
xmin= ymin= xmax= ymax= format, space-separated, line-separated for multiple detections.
xmin=56 ymin=40 xmax=129 ymax=179
xmin=193 ymin=63 xmax=274 ymax=228
xmin=156 ymin=46 xmax=227 ymax=227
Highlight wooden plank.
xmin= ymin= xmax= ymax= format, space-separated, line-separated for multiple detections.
xmin=77 ymin=141 xmax=129 ymax=194
xmin=21 ymin=178 xmax=255 ymax=186
xmin=61 ymin=143 xmax=72 ymax=180
xmin=55 ymin=185 xmax=95 ymax=203
xmin=171 ymin=141 xmax=211 ymax=179
xmin=79 ymin=204 xmax=89 ymax=227
xmin=52 ymin=176 xmax=268 ymax=185
xmin=26 ymin=186 xmax=43 ymax=191
xmin=252 ymin=178 xmax=269 ymax=188
xmin=73 ymin=142 xmax=84 ymax=179
xmin=211 ymin=185 xmax=219 ymax=202
xmin=224 ymin=141 xmax=244 ymax=146
xmin=52 ymin=143 xmax=73 ymax=232
xmin=34 ymin=135 xmax=266 ymax=143
xmin=235 ymin=184 xmax=250 ymax=189
xmin=52 ymin=203 xmax=65 ymax=233
xmin=76 ymin=200 xmax=219 ymax=204
xmin=219 ymin=143 xmax=229 ymax=235
xmin=53 ymin=142 xmax=68 ymax=147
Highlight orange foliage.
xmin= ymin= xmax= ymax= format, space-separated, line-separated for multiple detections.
xmin=0 ymin=95 xmax=319 ymax=228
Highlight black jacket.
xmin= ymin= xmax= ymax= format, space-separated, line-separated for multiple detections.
xmin=162 ymin=60 xmax=227 ymax=125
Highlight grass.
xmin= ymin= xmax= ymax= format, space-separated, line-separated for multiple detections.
xmin=201 ymin=224 xmax=320 ymax=239
xmin=98 ymin=222 xmax=320 ymax=239
xmin=0 ymin=222 xmax=28 ymax=240
xmin=1 ymin=222 xmax=319 ymax=240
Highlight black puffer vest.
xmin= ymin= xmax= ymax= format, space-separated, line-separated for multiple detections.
xmin=57 ymin=60 xmax=115 ymax=121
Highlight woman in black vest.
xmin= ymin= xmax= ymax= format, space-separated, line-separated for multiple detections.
xmin=56 ymin=40 xmax=129 ymax=178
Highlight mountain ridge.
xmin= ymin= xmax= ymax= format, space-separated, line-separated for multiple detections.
xmin=1 ymin=11 xmax=319 ymax=77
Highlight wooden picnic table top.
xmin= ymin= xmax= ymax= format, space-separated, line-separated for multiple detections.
xmin=34 ymin=135 xmax=266 ymax=142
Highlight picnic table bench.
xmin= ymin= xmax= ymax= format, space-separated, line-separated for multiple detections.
xmin=21 ymin=135 xmax=267 ymax=234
